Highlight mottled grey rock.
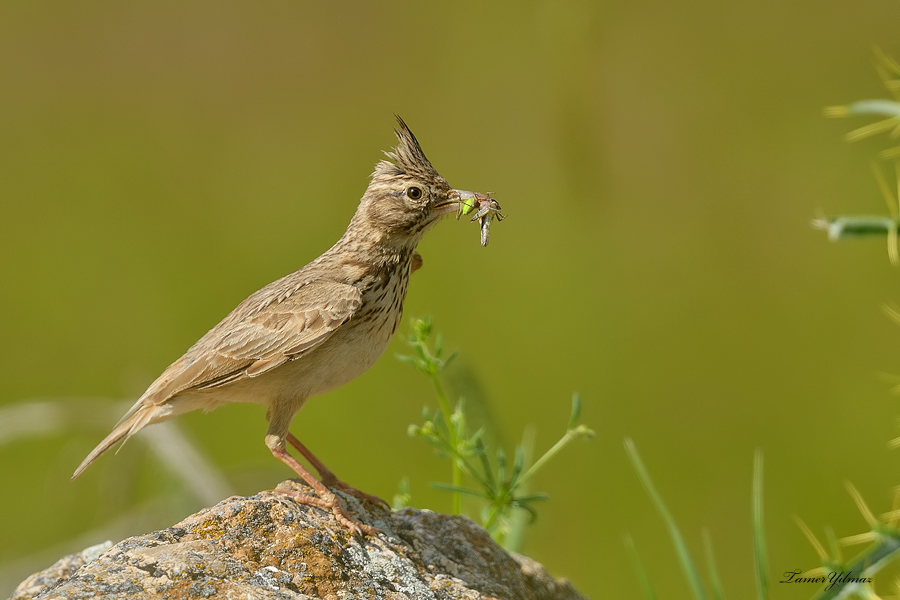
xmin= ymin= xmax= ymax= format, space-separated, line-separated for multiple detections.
xmin=10 ymin=541 xmax=113 ymax=600
xmin=10 ymin=480 xmax=584 ymax=600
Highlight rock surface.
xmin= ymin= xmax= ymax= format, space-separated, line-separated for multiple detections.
xmin=11 ymin=480 xmax=584 ymax=600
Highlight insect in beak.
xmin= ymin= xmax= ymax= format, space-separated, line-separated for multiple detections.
xmin=445 ymin=190 xmax=505 ymax=246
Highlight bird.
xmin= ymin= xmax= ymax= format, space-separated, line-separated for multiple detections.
xmin=72 ymin=116 xmax=487 ymax=535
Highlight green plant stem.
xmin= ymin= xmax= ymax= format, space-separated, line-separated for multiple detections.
xmin=813 ymin=215 xmax=899 ymax=240
xmin=702 ymin=529 xmax=725 ymax=600
xmin=429 ymin=371 xmax=461 ymax=514
xmin=753 ymin=449 xmax=768 ymax=600
xmin=483 ymin=500 xmax=504 ymax=534
xmin=626 ymin=438 xmax=707 ymax=600
xmin=625 ymin=534 xmax=658 ymax=600
xmin=518 ymin=425 xmax=587 ymax=488
xmin=813 ymin=529 xmax=900 ymax=600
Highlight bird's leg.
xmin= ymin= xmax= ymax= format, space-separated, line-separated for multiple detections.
xmin=267 ymin=438 xmax=379 ymax=536
xmin=286 ymin=432 xmax=389 ymax=508
xmin=265 ymin=405 xmax=379 ymax=536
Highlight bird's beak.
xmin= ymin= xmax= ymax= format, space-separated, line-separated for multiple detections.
xmin=434 ymin=189 xmax=480 ymax=215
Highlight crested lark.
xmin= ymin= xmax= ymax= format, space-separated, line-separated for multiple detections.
xmin=72 ymin=116 xmax=488 ymax=535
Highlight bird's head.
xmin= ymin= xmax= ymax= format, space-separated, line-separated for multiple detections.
xmin=351 ymin=116 xmax=480 ymax=247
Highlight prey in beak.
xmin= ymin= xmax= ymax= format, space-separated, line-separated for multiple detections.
xmin=445 ymin=189 xmax=506 ymax=246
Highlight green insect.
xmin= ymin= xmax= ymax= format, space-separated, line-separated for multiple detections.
xmin=457 ymin=196 xmax=479 ymax=217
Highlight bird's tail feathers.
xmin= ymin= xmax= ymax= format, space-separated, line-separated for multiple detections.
xmin=71 ymin=402 xmax=159 ymax=480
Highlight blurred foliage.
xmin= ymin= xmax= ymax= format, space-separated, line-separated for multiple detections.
xmin=398 ymin=317 xmax=594 ymax=548
xmin=620 ymin=52 xmax=900 ymax=600
xmin=5 ymin=2 xmax=900 ymax=598
xmin=825 ymin=49 xmax=900 ymax=157
xmin=817 ymin=51 xmax=900 ymax=264
xmin=804 ymin=52 xmax=900 ymax=600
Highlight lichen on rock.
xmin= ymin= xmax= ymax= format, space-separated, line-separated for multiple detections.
xmin=10 ymin=480 xmax=585 ymax=600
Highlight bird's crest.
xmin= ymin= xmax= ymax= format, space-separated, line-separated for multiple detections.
xmin=373 ymin=115 xmax=441 ymax=181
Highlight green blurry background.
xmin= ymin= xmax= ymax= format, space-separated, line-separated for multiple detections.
xmin=3 ymin=1 xmax=900 ymax=597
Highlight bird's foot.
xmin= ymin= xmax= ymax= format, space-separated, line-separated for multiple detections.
xmin=319 ymin=474 xmax=390 ymax=509
xmin=284 ymin=432 xmax=390 ymax=508
xmin=271 ymin=438 xmax=383 ymax=535
xmin=276 ymin=487 xmax=381 ymax=536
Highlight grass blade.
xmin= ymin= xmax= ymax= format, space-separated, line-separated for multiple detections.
xmin=430 ymin=483 xmax=487 ymax=498
xmin=753 ymin=449 xmax=768 ymax=600
xmin=625 ymin=438 xmax=707 ymax=600
xmin=702 ymin=528 xmax=726 ymax=600
xmin=624 ymin=534 xmax=658 ymax=600
xmin=813 ymin=531 xmax=900 ymax=600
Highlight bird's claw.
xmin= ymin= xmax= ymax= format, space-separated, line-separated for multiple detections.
xmin=325 ymin=480 xmax=391 ymax=509
xmin=276 ymin=487 xmax=381 ymax=537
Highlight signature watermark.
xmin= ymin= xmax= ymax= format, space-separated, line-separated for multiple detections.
xmin=781 ymin=569 xmax=873 ymax=590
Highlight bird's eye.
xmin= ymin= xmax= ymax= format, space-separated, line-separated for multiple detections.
xmin=406 ymin=186 xmax=423 ymax=200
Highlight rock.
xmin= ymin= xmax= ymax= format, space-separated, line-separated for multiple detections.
xmin=10 ymin=480 xmax=585 ymax=600
xmin=10 ymin=541 xmax=113 ymax=600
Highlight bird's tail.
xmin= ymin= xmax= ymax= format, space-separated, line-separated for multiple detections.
xmin=71 ymin=401 xmax=160 ymax=480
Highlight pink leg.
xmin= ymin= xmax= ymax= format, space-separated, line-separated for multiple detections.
xmin=269 ymin=445 xmax=379 ymax=536
xmin=286 ymin=432 xmax=389 ymax=508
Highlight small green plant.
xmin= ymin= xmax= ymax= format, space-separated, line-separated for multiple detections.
xmin=815 ymin=49 xmax=900 ymax=264
xmin=789 ymin=482 xmax=900 ymax=600
xmin=824 ymin=49 xmax=900 ymax=158
xmin=623 ymin=50 xmax=900 ymax=600
xmin=808 ymin=52 xmax=900 ymax=594
xmin=812 ymin=161 xmax=900 ymax=265
xmin=623 ymin=442 xmax=769 ymax=600
xmin=396 ymin=317 xmax=594 ymax=546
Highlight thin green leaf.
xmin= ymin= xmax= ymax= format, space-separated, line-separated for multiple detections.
xmin=468 ymin=427 xmax=486 ymax=450
xmin=444 ymin=350 xmax=458 ymax=367
xmin=497 ymin=448 xmax=507 ymax=486
xmin=509 ymin=444 xmax=526 ymax=491
xmin=512 ymin=492 xmax=550 ymax=503
xmin=625 ymin=438 xmax=707 ymax=600
xmin=569 ymin=393 xmax=582 ymax=430
xmin=475 ymin=438 xmax=496 ymax=490
xmin=513 ymin=501 xmax=539 ymax=523
xmin=753 ymin=449 xmax=768 ymax=600
xmin=512 ymin=426 xmax=536 ymax=494
xmin=702 ymin=529 xmax=726 ymax=600
xmin=624 ymin=535 xmax=658 ymax=600
xmin=430 ymin=482 xmax=489 ymax=498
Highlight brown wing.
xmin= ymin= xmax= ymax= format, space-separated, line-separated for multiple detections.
xmin=135 ymin=279 xmax=363 ymax=408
